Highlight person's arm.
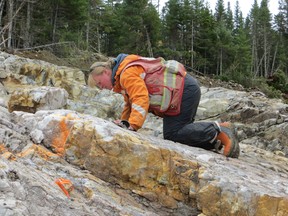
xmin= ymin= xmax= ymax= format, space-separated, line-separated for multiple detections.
xmin=120 ymin=66 xmax=149 ymax=131
xmin=121 ymin=94 xmax=131 ymax=120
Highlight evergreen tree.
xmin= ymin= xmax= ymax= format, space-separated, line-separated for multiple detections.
xmin=226 ymin=2 xmax=233 ymax=30
xmin=0 ymin=0 xmax=286 ymax=95
xmin=258 ymin=0 xmax=273 ymax=77
xmin=231 ymin=1 xmax=251 ymax=84
xmin=99 ymin=0 xmax=161 ymax=56
xmin=161 ymin=0 xmax=217 ymax=73
xmin=191 ymin=0 xmax=216 ymax=74
xmin=215 ymin=0 xmax=225 ymax=22
xmin=249 ymin=0 xmax=260 ymax=77
xmin=214 ymin=0 xmax=233 ymax=76
xmin=234 ymin=0 xmax=244 ymax=33
xmin=275 ymin=0 xmax=288 ymax=75
xmin=162 ymin=0 xmax=183 ymax=60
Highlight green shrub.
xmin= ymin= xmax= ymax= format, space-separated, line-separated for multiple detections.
xmin=216 ymin=73 xmax=283 ymax=99
xmin=217 ymin=74 xmax=229 ymax=82
xmin=259 ymin=84 xmax=282 ymax=98
xmin=267 ymin=69 xmax=288 ymax=93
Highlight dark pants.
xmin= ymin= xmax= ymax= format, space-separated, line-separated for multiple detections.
xmin=163 ymin=74 xmax=219 ymax=150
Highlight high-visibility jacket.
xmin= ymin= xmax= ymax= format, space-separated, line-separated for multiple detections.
xmin=113 ymin=55 xmax=186 ymax=130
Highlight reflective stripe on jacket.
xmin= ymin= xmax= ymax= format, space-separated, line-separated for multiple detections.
xmin=113 ymin=55 xmax=186 ymax=130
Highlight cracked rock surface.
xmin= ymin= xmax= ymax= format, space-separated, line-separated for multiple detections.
xmin=0 ymin=52 xmax=287 ymax=216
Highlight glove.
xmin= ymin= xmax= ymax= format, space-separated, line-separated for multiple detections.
xmin=113 ymin=120 xmax=135 ymax=131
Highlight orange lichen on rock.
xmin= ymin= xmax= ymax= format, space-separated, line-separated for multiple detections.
xmin=0 ymin=144 xmax=7 ymax=154
xmin=51 ymin=114 xmax=75 ymax=156
xmin=2 ymin=152 xmax=16 ymax=161
xmin=55 ymin=178 xmax=74 ymax=198
xmin=19 ymin=144 xmax=58 ymax=161
xmin=66 ymin=113 xmax=79 ymax=121
xmin=0 ymin=144 xmax=16 ymax=161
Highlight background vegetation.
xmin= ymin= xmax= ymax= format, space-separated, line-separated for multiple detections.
xmin=1 ymin=0 xmax=288 ymax=98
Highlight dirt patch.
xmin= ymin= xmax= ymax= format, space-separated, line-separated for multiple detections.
xmin=194 ymin=73 xmax=245 ymax=91
xmin=14 ymin=50 xmax=109 ymax=72
xmin=15 ymin=50 xmax=70 ymax=67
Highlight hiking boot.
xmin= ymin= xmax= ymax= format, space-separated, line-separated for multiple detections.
xmin=215 ymin=122 xmax=240 ymax=158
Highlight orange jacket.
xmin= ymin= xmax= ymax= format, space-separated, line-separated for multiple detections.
xmin=113 ymin=55 xmax=186 ymax=131
xmin=113 ymin=55 xmax=147 ymax=131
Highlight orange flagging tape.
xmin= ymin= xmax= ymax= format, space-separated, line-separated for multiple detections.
xmin=55 ymin=178 xmax=74 ymax=198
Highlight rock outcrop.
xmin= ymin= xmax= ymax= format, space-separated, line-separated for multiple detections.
xmin=0 ymin=52 xmax=287 ymax=216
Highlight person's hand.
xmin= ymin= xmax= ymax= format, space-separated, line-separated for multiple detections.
xmin=113 ymin=120 xmax=135 ymax=131
xmin=113 ymin=119 xmax=122 ymax=125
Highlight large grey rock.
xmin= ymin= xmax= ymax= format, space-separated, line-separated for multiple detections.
xmin=8 ymin=86 xmax=68 ymax=113
xmin=7 ymin=109 xmax=288 ymax=216
xmin=0 ymin=51 xmax=288 ymax=216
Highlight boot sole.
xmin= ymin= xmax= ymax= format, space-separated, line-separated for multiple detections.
xmin=221 ymin=125 xmax=240 ymax=158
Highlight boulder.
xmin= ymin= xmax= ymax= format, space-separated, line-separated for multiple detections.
xmin=0 ymin=51 xmax=287 ymax=215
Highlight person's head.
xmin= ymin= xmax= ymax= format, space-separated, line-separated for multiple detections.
xmin=88 ymin=60 xmax=114 ymax=90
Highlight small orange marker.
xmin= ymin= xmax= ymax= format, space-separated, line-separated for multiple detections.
xmin=55 ymin=178 xmax=74 ymax=198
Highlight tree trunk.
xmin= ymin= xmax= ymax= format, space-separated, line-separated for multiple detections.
xmin=252 ymin=32 xmax=259 ymax=78
xmin=190 ymin=20 xmax=194 ymax=68
xmin=52 ymin=1 xmax=59 ymax=43
xmin=220 ymin=47 xmax=223 ymax=76
xmin=145 ymin=26 xmax=153 ymax=57
xmin=7 ymin=0 xmax=14 ymax=49
xmin=263 ymin=26 xmax=268 ymax=77
xmin=24 ymin=1 xmax=32 ymax=48
xmin=86 ymin=1 xmax=90 ymax=50
xmin=96 ymin=25 xmax=100 ymax=53
xmin=0 ymin=0 xmax=5 ymax=33
xmin=271 ymin=41 xmax=278 ymax=76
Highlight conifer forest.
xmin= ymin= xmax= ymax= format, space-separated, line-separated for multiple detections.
xmin=1 ymin=0 xmax=288 ymax=97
